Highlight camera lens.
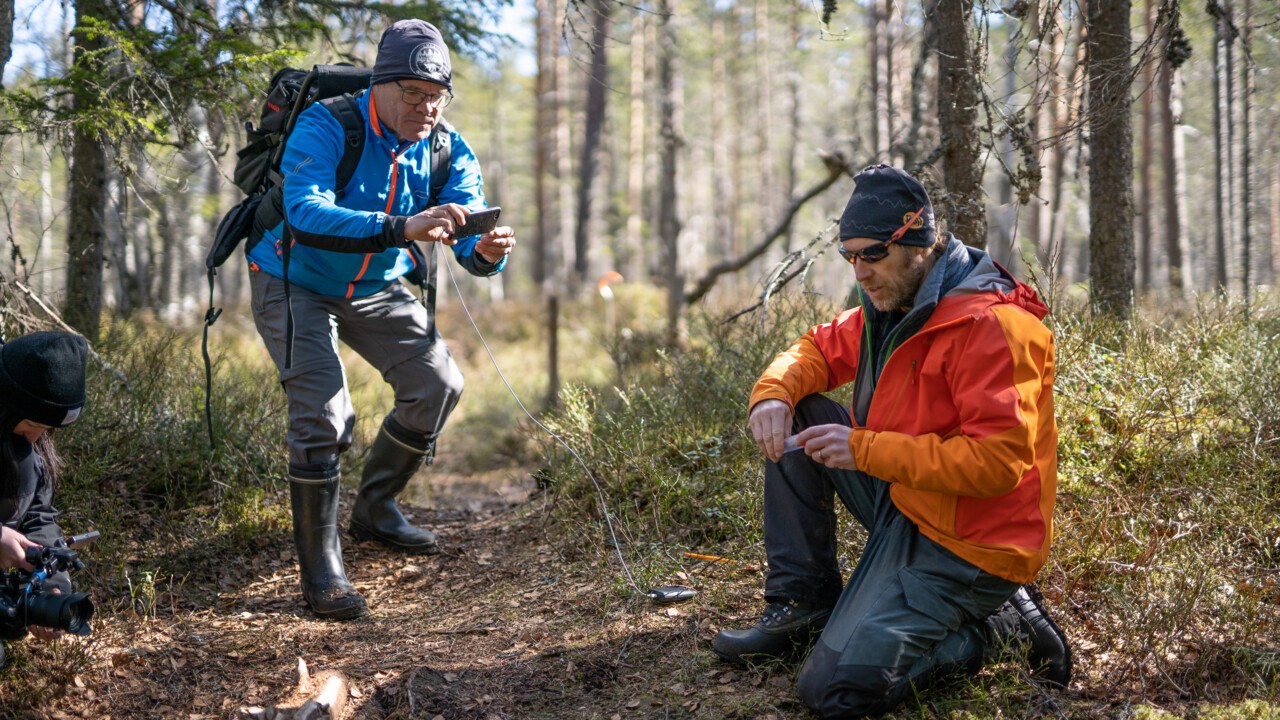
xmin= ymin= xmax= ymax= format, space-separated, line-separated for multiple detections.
xmin=22 ymin=591 xmax=94 ymax=636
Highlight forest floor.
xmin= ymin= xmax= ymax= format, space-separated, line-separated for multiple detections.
xmin=38 ymin=463 xmax=810 ymax=720
xmin=30 ymin=459 xmax=1275 ymax=720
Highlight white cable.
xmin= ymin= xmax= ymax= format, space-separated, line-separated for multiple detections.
xmin=435 ymin=242 xmax=642 ymax=593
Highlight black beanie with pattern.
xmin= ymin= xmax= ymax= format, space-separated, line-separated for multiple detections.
xmin=0 ymin=331 xmax=89 ymax=428
xmin=838 ymin=164 xmax=936 ymax=247
xmin=370 ymin=19 xmax=453 ymax=90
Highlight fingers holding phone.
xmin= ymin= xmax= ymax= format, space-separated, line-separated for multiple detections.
xmin=475 ymin=226 xmax=516 ymax=264
xmin=405 ymin=203 xmax=470 ymax=245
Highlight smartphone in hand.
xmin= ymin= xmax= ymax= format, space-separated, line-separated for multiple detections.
xmin=448 ymin=207 xmax=502 ymax=240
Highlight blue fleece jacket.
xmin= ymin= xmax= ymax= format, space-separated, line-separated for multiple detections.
xmin=245 ymin=90 xmax=506 ymax=298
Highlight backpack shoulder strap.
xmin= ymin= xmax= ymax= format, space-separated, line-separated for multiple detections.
xmin=428 ymin=118 xmax=454 ymax=206
xmin=320 ymin=93 xmax=367 ymax=194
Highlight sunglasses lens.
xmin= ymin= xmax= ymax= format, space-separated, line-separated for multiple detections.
xmin=839 ymin=243 xmax=891 ymax=264
xmin=862 ymin=245 xmax=889 ymax=262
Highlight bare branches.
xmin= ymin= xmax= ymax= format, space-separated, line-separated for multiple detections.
xmin=685 ymin=150 xmax=857 ymax=306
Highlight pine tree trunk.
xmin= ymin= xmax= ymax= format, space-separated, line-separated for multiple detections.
xmin=656 ymin=0 xmax=683 ymax=347
xmin=0 ymin=0 xmax=12 ymax=88
xmin=1239 ymin=0 xmax=1253 ymax=303
xmin=572 ymin=0 xmax=611 ymax=290
xmin=622 ymin=13 xmax=646 ymax=284
xmin=1138 ymin=0 xmax=1155 ymax=293
xmin=533 ymin=0 xmax=558 ymax=288
xmin=1210 ymin=3 xmax=1230 ymax=292
xmin=1086 ymin=0 xmax=1136 ymax=317
xmin=63 ymin=0 xmax=111 ymax=339
xmin=936 ymin=0 xmax=987 ymax=247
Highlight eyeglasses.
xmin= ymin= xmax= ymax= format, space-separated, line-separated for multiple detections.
xmin=394 ymin=81 xmax=453 ymax=109
xmin=838 ymin=241 xmax=895 ymax=265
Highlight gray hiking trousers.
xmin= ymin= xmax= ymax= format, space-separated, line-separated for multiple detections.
xmin=250 ymin=270 xmax=463 ymax=478
xmin=767 ymin=395 xmax=1020 ymax=718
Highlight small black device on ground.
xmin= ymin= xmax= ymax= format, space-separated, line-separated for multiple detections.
xmin=648 ymin=585 xmax=697 ymax=604
xmin=449 ymin=207 xmax=501 ymax=240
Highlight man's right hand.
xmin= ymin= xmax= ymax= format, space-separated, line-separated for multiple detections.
xmin=749 ymin=399 xmax=793 ymax=463
xmin=404 ymin=203 xmax=470 ymax=244
xmin=0 ymin=527 xmax=37 ymax=572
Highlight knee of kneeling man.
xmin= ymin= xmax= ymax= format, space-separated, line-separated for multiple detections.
xmin=797 ymin=661 xmax=906 ymax=719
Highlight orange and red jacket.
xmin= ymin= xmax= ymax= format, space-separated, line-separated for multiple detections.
xmin=750 ymin=257 xmax=1057 ymax=584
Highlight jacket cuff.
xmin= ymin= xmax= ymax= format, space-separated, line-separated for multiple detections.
xmin=384 ymin=215 xmax=410 ymax=248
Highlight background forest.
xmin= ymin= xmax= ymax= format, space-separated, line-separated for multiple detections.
xmin=0 ymin=0 xmax=1277 ymax=719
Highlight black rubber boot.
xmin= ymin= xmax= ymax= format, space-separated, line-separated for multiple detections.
xmin=712 ymin=600 xmax=833 ymax=665
xmin=986 ymin=584 xmax=1072 ymax=687
xmin=349 ymin=418 xmax=440 ymax=555
xmin=290 ymin=475 xmax=367 ymax=620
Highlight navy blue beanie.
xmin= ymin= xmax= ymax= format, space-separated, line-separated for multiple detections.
xmin=370 ymin=20 xmax=453 ymax=90
xmin=0 ymin=331 xmax=89 ymax=428
xmin=839 ymin=164 xmax=936 ymax=247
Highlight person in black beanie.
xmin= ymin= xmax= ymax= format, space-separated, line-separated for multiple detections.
xmin=714 ymin=165 xmax=1071 ymax=717
xmin=242 ymin=19 xmax=517 ymax=619
xmin=0 ymin=331 xmax=89 ymax=651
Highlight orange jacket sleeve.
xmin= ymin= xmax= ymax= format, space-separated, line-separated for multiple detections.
xmin=749 ymin=309 xmax=863 ymax=412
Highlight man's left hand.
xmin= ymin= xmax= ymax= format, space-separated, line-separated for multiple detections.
xmin=476 ymin=227 xmax=516 ymax=264
xmin=795 ymin=424 xmax=856 ymax=470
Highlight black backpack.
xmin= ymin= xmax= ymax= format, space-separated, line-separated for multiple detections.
xmin=203 ymin=64 xmax=454 ymax=449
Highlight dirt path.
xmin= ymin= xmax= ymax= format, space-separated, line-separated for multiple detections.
xmin=42 ymin=468 xmax=798 ymax=720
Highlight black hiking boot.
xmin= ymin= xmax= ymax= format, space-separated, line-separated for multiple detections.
xmin=713 ymin=599 xmax=833 ymax=665
xmin=987 ymin=584 xmax=1072 ymax=687
xmin=349 ymin=417 xmax=440 ymax=555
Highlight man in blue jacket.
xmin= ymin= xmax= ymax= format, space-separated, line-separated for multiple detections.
xmin=246 ymin=19 xmax=517 ymax=620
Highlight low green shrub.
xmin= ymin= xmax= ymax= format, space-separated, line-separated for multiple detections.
xmin=539 ymin=291 xmax=1280 ymax=704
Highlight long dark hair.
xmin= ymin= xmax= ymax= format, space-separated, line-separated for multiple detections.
xmin=0 ymin=406 xmax=61 ymax=500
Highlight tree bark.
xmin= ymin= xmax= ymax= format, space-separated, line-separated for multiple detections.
xmin=622 ymin=12 xmax=646 ymax=284
xmin=1158 ymin=41 xmax=1189 ymax=295
xmin=1086 ymin=0 xmax=1136 ymax=317
xmin=1138 ymin=0 xmax=1155 ymax=293
xmin=571 ymin=0 xmax=611 ymax=290
xmin=935 ymin=0 xmax=987 ymax=247
xmin=533 ymin=0 xmax=559 ymax=287
xmin=1210 ymin=1 xmax=1231 ymax=293
xmin=63 ymin=0 xmax=111 ymax=339
xmin=656 ymin=0 xmax=683 ymax=347
xmin=1239 ymin=0 xmax=1252 ymax=303
xmin=0 ymin=0 xmax=12 ymax=88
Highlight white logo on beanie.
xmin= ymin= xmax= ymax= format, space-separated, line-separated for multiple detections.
xmin=62 ymin=406 xmax=81 ymax=426
xmin=411 ymin=43 xmax=449 ymax=81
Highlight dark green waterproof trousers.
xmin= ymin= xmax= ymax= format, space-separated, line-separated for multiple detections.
xmin=766 ymin=395 xmax=1020 ymax=718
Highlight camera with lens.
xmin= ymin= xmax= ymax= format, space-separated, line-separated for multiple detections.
xmin=0 ymin=530 xmax=97 ymax=641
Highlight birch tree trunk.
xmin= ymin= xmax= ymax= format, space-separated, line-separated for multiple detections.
xmin=1158 ymin=40 xmax=1190 ymax=295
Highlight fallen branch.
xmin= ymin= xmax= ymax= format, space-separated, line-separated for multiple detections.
xmin=684 ymin=150 xmax=858 ymax=306
xmin=5 ymin=279 xmax=131 ymax=388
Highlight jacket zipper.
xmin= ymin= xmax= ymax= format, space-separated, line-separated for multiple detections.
xmin=346 ymin=146 xmax=406 ymax=299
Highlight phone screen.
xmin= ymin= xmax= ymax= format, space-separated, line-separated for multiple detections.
xmin=450 ymin=207 xmax=502 ymax=239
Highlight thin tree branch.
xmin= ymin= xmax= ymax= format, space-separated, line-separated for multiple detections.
xmin=685 ymin=150 xmax=857 ymax=305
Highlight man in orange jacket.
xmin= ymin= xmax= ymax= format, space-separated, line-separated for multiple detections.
xmin=713 ymin=165 xmax=1071 ymax=718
